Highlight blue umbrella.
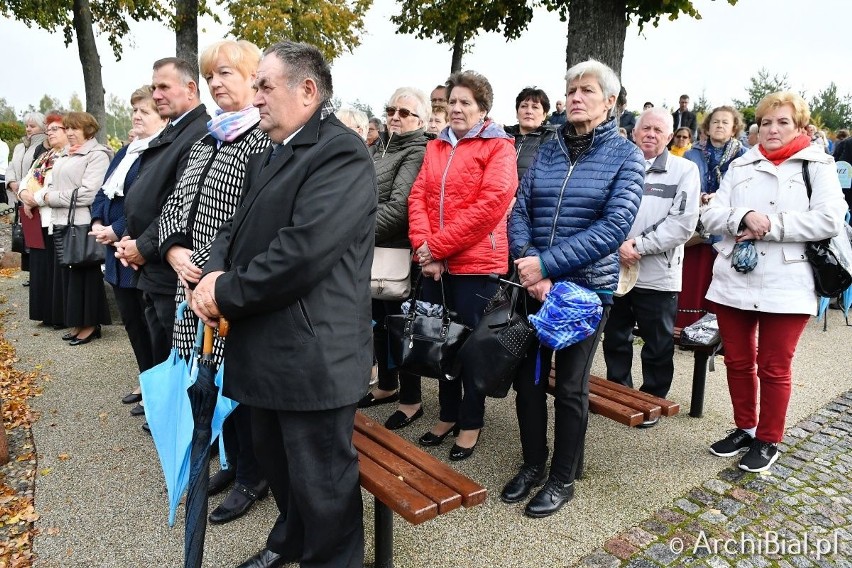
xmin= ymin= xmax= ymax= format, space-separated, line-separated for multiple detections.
xmin=139 ymin=303 xmax=238 ymax=529
xmin=816 ymin=296 xmax=831 ymax=331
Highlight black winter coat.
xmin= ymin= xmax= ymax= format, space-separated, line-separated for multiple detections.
xmin=504 ymin=124 xmax=557 ymax=184
xmin=369 ymin=128 xmax=427 ymax=247
xmin=124 ymin=104 xmax=210 ymax=295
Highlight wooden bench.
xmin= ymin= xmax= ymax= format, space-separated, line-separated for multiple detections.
xmin=354 ymin=412 xmax=487 ymax=568
xmin=546 ymin=370 xmax=680 ymax=427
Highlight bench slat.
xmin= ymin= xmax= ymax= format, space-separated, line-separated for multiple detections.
xmin=589 ymin=392 xmax=644 ymax=427
xmin=355 ymin=413 xmax=487 ymax=508
xmin=589 ymin=375 xmax=680 ymax=417
xmin=353 ymin=431 xmax=462 ymax=514
xmin=358 ymin=452 xmax=438 ymax=525
xmin=589 ymin=381 xmax=662 ymax=421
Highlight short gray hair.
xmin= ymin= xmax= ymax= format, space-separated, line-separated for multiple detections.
xmin=565 ymin=59 xmax=621 ymax=101
xmin=23 ymin=112 xmax=46 ymax=129
xmin=387 ymin=87 xmax=431 ymax=123
xmin=636 ymin=107 xmax=673 ymax=135
xmin=264 ymin=41 xmax=333 ymax=101
xmin=336 ymin=108 xmax=369 ymax=140
xmin=748 ymin=123 xmax=759 ymax=135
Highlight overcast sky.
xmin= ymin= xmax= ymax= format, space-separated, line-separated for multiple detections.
xmin=0 ymin=0 xmax=848 ymax=125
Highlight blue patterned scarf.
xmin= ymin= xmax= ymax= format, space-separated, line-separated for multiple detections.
xmin=702 ymin=138 xmax=742 ymax=193
xmin=207 ymin=106 xmax=260 ymax=142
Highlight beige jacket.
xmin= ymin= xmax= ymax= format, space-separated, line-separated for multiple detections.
xmin=40 ymin=138 xmax=112 ymax=228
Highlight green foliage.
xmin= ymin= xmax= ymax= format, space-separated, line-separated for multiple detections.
xmin=104 ymin=94 xmax=133 ymax=140
xmin=39 ymin=95 xmax=63 ymax=114
xmin=733 ymin=68 xmax=790 ymax=110
xmin=0 ymin=0 xmax=165 ymax=60
xmin=223 ymin=0 xmax=372 ymax=61
xmin=350 ymin=100 xmax=375 ymax=119
xmin=0 ymin=98 xmax=16 ymax=122
xmin=68 ymin=93 xmax=84 ymax=112
xmin=541 ymin=0 xmax=731 ymax=29
xmin=810 ymin=83 xmax=852 ymax=132
xmin=106 ymin=134 xmax=124 ymax=151
xmin=692 ymin=90 xmax=710 ymax=115
xmin=0 ymin=121 xmax=25 ymax=148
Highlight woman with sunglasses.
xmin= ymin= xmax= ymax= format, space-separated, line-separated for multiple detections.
xmin=670 ymin=127 xmax=693 ymax=157
xmin=408 ymin=71 xmax=517 ymax=460
xmin=357 ymin=88 xmax=431 ymax=432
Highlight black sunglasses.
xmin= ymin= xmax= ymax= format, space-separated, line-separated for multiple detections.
xmin=385 ymin=106 xmax=419 ymax=119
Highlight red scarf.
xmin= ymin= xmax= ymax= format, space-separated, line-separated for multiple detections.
xmin=758 ymin=134 xmax=811 ymax=165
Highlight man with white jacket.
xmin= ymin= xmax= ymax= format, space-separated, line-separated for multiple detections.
xmin=603 ymin=108 xmax=701 ymax=426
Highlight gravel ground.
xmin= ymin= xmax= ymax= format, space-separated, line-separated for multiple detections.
xmin=0 ymin=260 xmax=849 ymax=567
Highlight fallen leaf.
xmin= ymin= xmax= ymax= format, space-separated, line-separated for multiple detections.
xmin=57 ymin=453 xmax=70 ymax=461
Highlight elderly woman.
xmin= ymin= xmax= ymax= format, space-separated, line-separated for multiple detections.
xmin=678 ymin=106 xmax=748 ymax=328
xmin=702 ymin=92 xmax=847 ymax=472
xmin=408 ymin=70 xmax=517 ymax=460
xmin=159 ymin=39 xmax=270 ymax=524
xmin=356 ymin=87 xmax=430 ymax=431
xmin=427 ymin=104 xmax=448 ymax=136
xmin=504 ymin=87 xmax=557 ymax=183
xmin=36 ymin=112 xmax=113 ymax=344
xmin=367 ymin=117 xmax=386 ymax=151
xmin=670 ymin=126 xmax=693 ymax=157
xmin=16 ymin=113 xmax=68 ymax=326
xmin=91 ymin=86 xmax=167 ymax=406
xmin=505 ymin=59 xmax=643 ymax=517
xmin=336 ymin=108 xmax=369 ymax=140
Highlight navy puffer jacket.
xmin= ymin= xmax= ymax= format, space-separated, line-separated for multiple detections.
xmin=509 ymin=118 xmax=645 ymax=294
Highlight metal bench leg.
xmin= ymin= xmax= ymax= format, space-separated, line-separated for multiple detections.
xmin=374 ymin=497 xmax=393 ymax=568
xmin=690 ymin=352 xmax=709 ymax=418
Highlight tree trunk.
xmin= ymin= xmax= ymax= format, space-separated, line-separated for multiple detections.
xmin=565 ymin=0 xmax=627 ymax=78
xmin=450 ymin=29 xmax=464 ymax=74
xmin=175 ymin=0 xmax=200 ymax=82
xmin=72 ymin=0 xmax=106 ymax=143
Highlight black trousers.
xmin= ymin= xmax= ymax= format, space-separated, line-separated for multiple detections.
xmin=602 ymin=288 xmax=678 ymax=398
xmin=112 ymin=285 xmax=154 ymax=373
xmin=142 ymin=290 xmax=175 ymax=364
xmin=513 ymin=306 xmax=609 ymax=484
xmin=372 ymin=298 xmax=421 ymax=404
xmin=221 ymin=404 xmax=262 ymax=487
xmin=421 ymin=274 xmax=497 ymax=430
xmin=252 ymin=404 xmax=363 ymax=568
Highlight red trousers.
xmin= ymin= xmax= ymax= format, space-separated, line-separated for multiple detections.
xmin=715 ymin=304 xmax=809 ymax=443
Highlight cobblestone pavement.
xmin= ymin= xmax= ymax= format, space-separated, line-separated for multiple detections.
xmin=579 ymin=391 xmax=852 ymax=568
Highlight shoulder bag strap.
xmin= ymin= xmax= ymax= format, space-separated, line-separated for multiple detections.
xmin=802 ymin=160 xmax=812 ymax=201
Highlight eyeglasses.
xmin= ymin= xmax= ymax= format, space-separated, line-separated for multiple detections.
xmin=385 ymin=106 xmax=419 ymax=119
xmin=46 ymin=126 xmax=65 ymax=133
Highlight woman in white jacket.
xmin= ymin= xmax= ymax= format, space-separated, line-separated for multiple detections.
xmin=701 ymin=92 xmax=847 ymax=473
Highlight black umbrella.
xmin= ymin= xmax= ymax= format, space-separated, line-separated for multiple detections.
xmin=184 ymin=319 xmax=229 ymax=568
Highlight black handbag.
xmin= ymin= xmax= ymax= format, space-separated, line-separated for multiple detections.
xmin=11 ymin=206 xmax=25 ymax=254
xmin=802 ymin=161 xmax=852 ymax=297
xmin=53 ymin=188 xmax=105 ymax=268
xmin=459 ymin=273 xmax=536 ymax=398
xmin=386 ymin=276 xmax=471 ymax=381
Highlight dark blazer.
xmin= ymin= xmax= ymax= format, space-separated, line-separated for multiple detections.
xmin=204 ymin=108 xmax=378 ymax=411
xmin=124 ymin=104 xmax=210 ymax=295
xmin=672 ymin=109 xmax=697 ymax=136
xmin=91 ymin=145 xmax=141 ymax=288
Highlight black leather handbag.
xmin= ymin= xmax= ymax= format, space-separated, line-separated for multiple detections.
xmin=386 ymin=276 xmax=471 ymax=381
xmin=11 ymin=206 xmax=25 ymax=254
xmin=802 ymin=161 xmax=852 ymax=297
xmin=53 ymin=188 xmax=105 ymax=268
xmin=459 ymin=273 xmax=536 ymax=398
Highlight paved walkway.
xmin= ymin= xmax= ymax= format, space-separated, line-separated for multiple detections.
xmin=1 ymin=265 xmax=850 ymax=567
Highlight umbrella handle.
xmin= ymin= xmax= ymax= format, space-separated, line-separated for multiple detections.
xmin=218 ymin=318 xmax=230 ymax=338
xmin=203 ymin=325 xmax=215 ymax=356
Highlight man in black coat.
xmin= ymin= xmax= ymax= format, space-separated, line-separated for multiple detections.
xmin=193 ymin=41 xmax=377 ymax=568
xmin=833 ymin=137 xmax=852 ymax=213
xmin=117 ymin=57 xmax=209 ymax=367
xmin=671 ymin=94 xmax=697 ymax=139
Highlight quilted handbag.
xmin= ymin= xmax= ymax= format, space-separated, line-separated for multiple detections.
xmin=53 ymin=188 xmax=105 ymax=268
xmin=386 ymin=276 xmax=471 ymax=381
xmin=459 ymin=272 xmax=536 ymax=398
xmin=371 ymin=247 xmax=412 ymax=300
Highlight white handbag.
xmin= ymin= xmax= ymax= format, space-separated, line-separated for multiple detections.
xmin=371 ymin=247 xmax=412 ymax=300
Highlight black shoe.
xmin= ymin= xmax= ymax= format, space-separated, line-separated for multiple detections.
xmin=141 ymin=422 xmax=151 ymax=434
xmin=449 ymin=431 xmax=481 ymax=461
xmin=208 ymin=467 xmax=236 ymax=497
xmin=384 ymin=407 xmax=424 ymax=430
xmin=129 ymin=403 xmax=145 ymax=417
xmin=738 ymin=438 xmax=779 ymax=472
xmin=524 ymin=478 xmax=575 ymax=518
xmin=121 ymin=391 xmax=142 ymax=404
xmin=500 ymin=464 xmax=547 ymax=504
xmin=61 ymin=331 xmax=78 ymax=341
xmin=209 ymin=481 xmax=269 ymax=524
xmin=357 ymin=391 xmax=399 ymax=408
xmin=636 ymin=416 xmax=660 ymax=429
xmin=709 ymin=428 xmax=753 ymax=457
xmin=69 ymin=326 xmax=101 ymax=346
xmin=52 ymin=324 xmax=64 ymax=330
xmin=418 ymin=424 xmax=459 ymax=447
xmin=22 ymin=281 xmax=29 ymax=287
xmin=236 ymin=547 xmax=289 ymax=568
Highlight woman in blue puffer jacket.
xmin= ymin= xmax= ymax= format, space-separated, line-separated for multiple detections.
xmin=503 ymin=59 xmax=644 ymax=519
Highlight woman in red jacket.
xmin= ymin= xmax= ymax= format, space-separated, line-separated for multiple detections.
xmin=408 ymin=70 xmax=517 ymax=460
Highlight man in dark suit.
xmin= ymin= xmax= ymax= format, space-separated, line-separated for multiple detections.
xmin=192 ymin=41 xmax=377 ymax=568
xmin=671 ymin=94 xmax=697 ymax=139
xmin=116 ymin=58 xmax=209 ymax=379
xmin=833 ymin=136 xmax=852 ymax=213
